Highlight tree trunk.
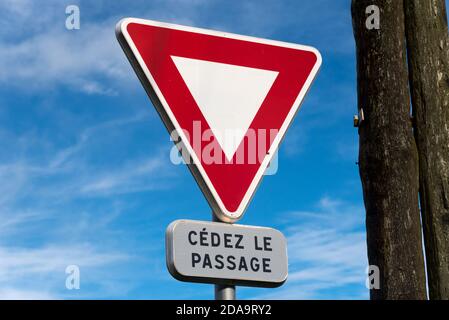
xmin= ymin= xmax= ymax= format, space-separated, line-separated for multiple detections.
xmin=351 ymin=0 xmax=427 ymax=299
xmin=404 ymin=0 xmax=449 ymax=300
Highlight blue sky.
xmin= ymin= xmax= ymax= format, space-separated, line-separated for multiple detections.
xmin=1 ymin=0 xmax=442 ymax=300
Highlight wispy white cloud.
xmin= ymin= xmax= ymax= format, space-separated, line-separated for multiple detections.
xmin=254 ymin=197 xmax=368 ymax=300
xmin=0 ymin=288 xmax=56 ymax=300
xmin=0 ymin=21 xmax=128 ymax=95
xmin=0 ymin=112 xmax=174 ymax=299
xmin=0 ymin=244 xmax=127 ymax=282
xmin=0 ymin=0 xmax=353 ymax=96
xmin=0 ymin=0 xmax=68 ymax=40
xmin=0 ymin=0 xmax=208 ymax=95
xmin=0 ymin=111 xmax=173 ymax=201
xmin=79 ymin=155 xmax=170 ymax=196
xmin=0 ymin=244 xmax=130 ymax=299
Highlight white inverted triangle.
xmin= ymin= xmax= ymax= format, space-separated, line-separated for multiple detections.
xmin=171 ymin=56 xmax=279 ymax=161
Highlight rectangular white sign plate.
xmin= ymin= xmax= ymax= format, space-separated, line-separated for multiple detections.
xmin=166 ymin=219 xmax=288 ymax=288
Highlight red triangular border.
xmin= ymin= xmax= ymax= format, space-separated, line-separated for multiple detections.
xmin=117 ymin=18 xmax=321 ymax=221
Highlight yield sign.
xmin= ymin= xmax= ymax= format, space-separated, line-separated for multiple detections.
xmin=116 ymin=18 xmax=321 ymax=222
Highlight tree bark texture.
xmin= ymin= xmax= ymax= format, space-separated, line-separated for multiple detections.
xmin=404 ymin=0 xmax=449 ymax=300
xmin=352 ymin=0 xmax=427 ymax=299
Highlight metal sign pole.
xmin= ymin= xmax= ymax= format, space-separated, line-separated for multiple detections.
xmin=212 ymin=212 xmax=236 ymax=300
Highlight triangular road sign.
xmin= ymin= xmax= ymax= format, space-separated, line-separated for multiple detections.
xmin=116 ymin=18 xmax=322 ymax=222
